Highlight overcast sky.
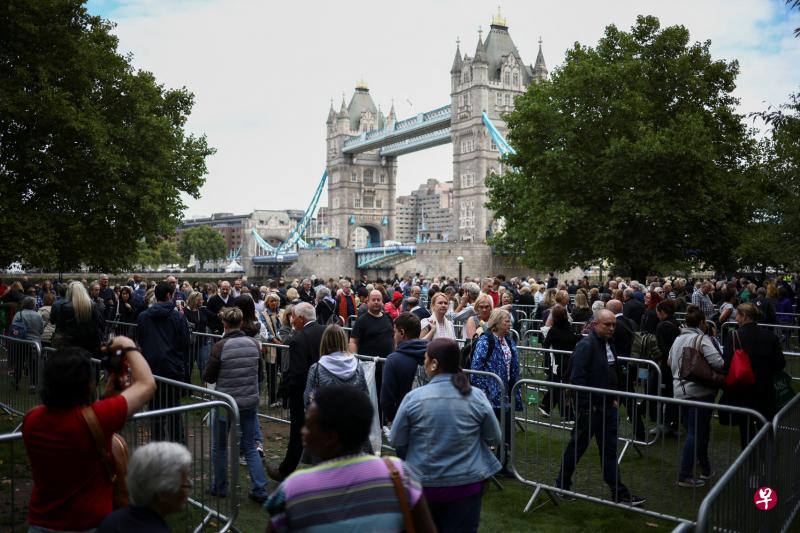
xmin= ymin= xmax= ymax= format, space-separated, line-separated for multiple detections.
xmin=86 ymin=0 xmax=800 ymax=219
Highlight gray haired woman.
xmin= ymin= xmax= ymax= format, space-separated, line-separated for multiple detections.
xmin=97 ymin=442 xmax=192 ymax=532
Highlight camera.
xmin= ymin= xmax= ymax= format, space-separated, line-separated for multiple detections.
xmin=100 ymin=341 xmax=128 ymax=374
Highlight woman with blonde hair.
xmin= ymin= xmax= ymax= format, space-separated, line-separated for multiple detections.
xmin=421 ymin=292 xmax=457 ymax=341
xmin=51 ymin=281 xmax=104 ymax=354
xmin=570 ymin=291 xmax=592 ymax=323
xmin=465 ymin=293 xmax=493 ymax=339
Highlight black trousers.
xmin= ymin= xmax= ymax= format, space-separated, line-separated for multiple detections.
xmin=150 ymin=382 xmax=184 ymax=444
xmin=279 ymin=393 xmax=305 ymax=478
xmin=556 ymin=405 xmax=630 ymax=499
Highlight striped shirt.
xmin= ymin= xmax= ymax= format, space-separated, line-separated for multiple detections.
xmin=266 ymin=454 xmax=422 ymax=532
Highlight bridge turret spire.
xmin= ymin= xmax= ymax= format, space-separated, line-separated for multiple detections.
xmin=327 ymin=98 xmax=336 ymax=124
xmin=450 ymin=38 xmax=463 ymax=74
xmin=473 ymin=30 xmax=488 ymax=64
xmin=532 ymin=37 xmax=548 ymax=81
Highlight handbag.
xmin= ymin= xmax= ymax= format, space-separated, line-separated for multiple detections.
xmin=81 ymin=406 xmax=130 ymax=508
xmin=383 ymin=457 xmax=415 ymax=533
xmin=725 ymin=331 xmax=755 ymax=392
xmin=676 ymin=333 xmax=724 ymax=388
xmin=773 ymin=371 xmax=796 ymax=412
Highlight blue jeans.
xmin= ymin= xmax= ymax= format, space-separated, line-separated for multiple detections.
xmin=196 ymin=339 xmax=210 ymax=378
xmin=679 ymin=394 xmax=714 ymax=480
xmin=211 ymin=406 xmax=267 ymax=497
xmin=427 ymin=490 xmax=484 ymax=533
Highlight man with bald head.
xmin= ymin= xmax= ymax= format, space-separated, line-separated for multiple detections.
xmin=349 ymin=290 xmax=395 ymax=412
xmin=607 ymin=299 xmax=636 ymax=357
xmin=555 ymin=309 xmax=645 ymax=506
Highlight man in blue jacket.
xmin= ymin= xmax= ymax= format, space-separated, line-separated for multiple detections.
xmin=137 ymin=281 xmax=191 ymax=442
xmin=380 ymin=313 xmax=428 ymax=424
xmin=555 ymin=309 xmax=645 ymax=506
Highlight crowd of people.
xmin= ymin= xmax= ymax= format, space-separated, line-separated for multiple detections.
xmin=1 ymin=270 xmax=798 ymax=532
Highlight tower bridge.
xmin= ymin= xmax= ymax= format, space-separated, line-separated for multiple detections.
xmin=250 ymin=11 xmax=547 ymax=276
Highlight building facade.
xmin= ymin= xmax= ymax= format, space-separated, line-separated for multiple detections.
xmin=450 ymin=13 xmax=547 ymax=241
xmin=325 ymin=82 xmax=397 ymax=248
xmin=395 ymin=179 xmax=454 ymax=243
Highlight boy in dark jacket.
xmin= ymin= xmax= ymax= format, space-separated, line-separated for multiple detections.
xmin=380 ymin=313 xmax=428 ymax=424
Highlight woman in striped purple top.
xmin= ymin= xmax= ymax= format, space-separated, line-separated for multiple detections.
xmin=265 ymin=385 xmax=435 ymax=532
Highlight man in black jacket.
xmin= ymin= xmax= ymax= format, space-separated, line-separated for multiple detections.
xmin=555 ymin=310 xmax=645 ymax=506
xmin=622 ymin=289 xmax=645 ymax=331
xmin=137 ymin=282 xmax=191 ymax=442
xmin=205 ymin=281 xmax=232 ymax=334
xmin=380 ymin=313 xmax=428 ymax=424
xmin=268 ymin=302 xmax=326 ymax=481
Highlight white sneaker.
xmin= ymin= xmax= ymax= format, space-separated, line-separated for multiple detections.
xmin=538 ymin=407 xmax=550 ymax=418
xmin=239 ymin=455 xmax=247 ymax=466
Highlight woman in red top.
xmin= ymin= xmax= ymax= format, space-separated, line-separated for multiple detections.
xmin=22 ymin=336 xmax=156 ymax=532
xmin=384 ymin=291 xmax=403 ymax=321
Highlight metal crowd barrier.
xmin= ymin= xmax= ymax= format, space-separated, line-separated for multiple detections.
xmin=510 ymin=378 xmax=769 ymax=525
xmin=0 ymin=431 xmax=26 ymax=530
xmin=720 ymin=321 xmax=800 ymax=351
xmin=125 ymin=400 xmax=241 ymax=533
xmin=0 ymin=395 xmax=241 ymax=532
xmin=695 ymin=423 xmax=775 ymax=533
xmin=769 ymin=394 xmax=800 ymax=532
xmin=0 ymin=334 xmax=43 ymax=416
xmin=103 ymin=319 xmax=138 ymax=341
xmin=516 ymin=347 xmax=664 ymax=456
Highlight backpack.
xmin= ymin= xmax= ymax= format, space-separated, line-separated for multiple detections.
xmin=10 ymin=312 xmax=27 ymax=339
xmin=411 ymin=364 xmax=430 ymax=389
xmin=324 ymin=300 xmax=342 ymax=326
xmin=460 ymin=331 xmax=495 ymax=371
xmin=631 ymin=332 xmax=661 ymax=362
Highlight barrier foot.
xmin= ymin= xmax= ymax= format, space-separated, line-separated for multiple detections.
xmin=617 ymin=440 xmax=644 ymax=465
xmin=490 ymin=475 xmax=504 ymax=490
xmin=523 ymin=486 xmax=541 ymax=513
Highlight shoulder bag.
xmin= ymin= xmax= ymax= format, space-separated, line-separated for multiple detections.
xmin=383 ymin=456 xmax=415 ymax=533
xmin=676 ymin=333 xmax=724 ymax=388
xmin=81 ymin=406 xmax=130 ymax=509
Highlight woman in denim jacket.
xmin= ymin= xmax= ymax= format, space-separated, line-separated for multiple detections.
xmin=390 ymin=338 xmax=501 ymax=533
xmin=469 ymin=308 xmax=522 ymax=473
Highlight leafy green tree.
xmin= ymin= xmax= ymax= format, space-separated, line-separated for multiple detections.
xmin=178 ymin=225 xmax=226 ymax=267
xmin=736 ymin=92 xmax=800 ymax=272
xmin=156 ymin=240 xmax=182 ymax=267
xmin=0 ymin=0 xmax=214 ymax=272
xmin=487 ymin=16 xmax=754 ymax=280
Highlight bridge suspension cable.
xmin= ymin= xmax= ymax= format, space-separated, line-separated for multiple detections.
xmin=482 ymin=112 xmax=516 ymax=156
xmin=253 ymin=169 xmax=328 ymax=256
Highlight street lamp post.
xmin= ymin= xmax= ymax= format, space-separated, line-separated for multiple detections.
xmin=457 ymin=256 xmax=464 ymax=285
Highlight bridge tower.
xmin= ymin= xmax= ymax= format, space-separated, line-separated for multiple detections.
xmin=326 ymin=82 xmax=397 ymax=248
xmin=450 ymin=11 xmax=547 ymax=241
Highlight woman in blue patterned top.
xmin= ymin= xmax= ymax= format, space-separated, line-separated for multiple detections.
xmin=469 ymin=308 xmax=521 ymax=474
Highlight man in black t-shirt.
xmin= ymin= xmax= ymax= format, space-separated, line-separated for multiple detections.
xmin=349 ymin=290 xmax=394 ymax=408
xmin=349 ymin=290 xmax=394 ymax=358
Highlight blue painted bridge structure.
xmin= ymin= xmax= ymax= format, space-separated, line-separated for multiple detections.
xmin=252 ymin=104 xmax=515 ymax=268
xmin=354 ymin=245 xmax=417 ymax=269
